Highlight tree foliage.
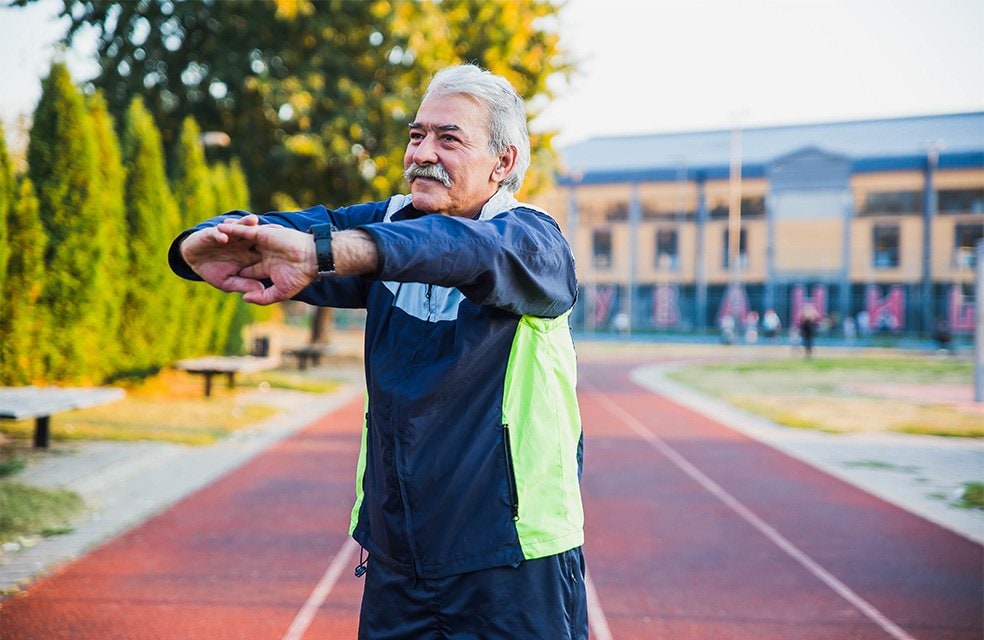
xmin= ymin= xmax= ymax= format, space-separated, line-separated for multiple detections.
xmin=48 ymin=0 xmax=571 ymax=211
xmin=87 ymin=91 xmax=129 ymax=372
xmin=27 ymin=63 xmax=109 ymax=382
xmin=119 ymin=97 xmax=182 ymax=373
xmin=0 ymin=127 xmax=13 ymax=291
xmin=0 ymin=178 xmax=47 ymax=385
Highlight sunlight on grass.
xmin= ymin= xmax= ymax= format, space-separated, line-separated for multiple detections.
xmin=669 ymin=355 xmax=979 ymax=438
xmin=0 ymin=368 xmax=339 ymax=446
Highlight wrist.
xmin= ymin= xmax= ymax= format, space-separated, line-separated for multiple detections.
xmin=309 ymin=223 xmax=336 ymax=275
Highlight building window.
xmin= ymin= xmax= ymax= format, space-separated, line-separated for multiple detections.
xmin=708 ymin=197 xmax=766 ymax=220
xmin=593 ymin=229 xmax=612 ymax=269
xmin=655 ymin=228 xmax=679 ymax=270
xmin=954 ymin=223 xmax=983 ymax=268
xmin=861 ymin=191 xmax=921 ymax=215
xmin=939 ymin=189 xmax=984 ymax=214
xmin=722 ymin=228 xmax=748 ymax=269
xmin=873 ymin=225 xmax=900 ymax=268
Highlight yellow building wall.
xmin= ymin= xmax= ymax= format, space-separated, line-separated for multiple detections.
xmin=530 ymin=169 xmax=981 ymax=288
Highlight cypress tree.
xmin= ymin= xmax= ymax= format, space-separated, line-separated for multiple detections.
xmin=27 ymin=63 xmax=106 ymax=382
xmin=0 ymin=127 xmax=13 ymax=293
xmin=221 ymin=158 xmax=258 ymax=354
xmin=171 ymin=117 xmax=217 ymax=357
xmin=120 ymin=97 xmax=181 ymax=372
xmin=206 ymin=162 xmax=242 ymax=355
xmin=0 ymin=179 xmax=47 ymax=384
xmin=87 ymin=92 xmax=129 ymax=376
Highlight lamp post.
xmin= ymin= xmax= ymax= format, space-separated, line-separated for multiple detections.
xmin=922 ymin=139 xmax=944 ymax=335
xmin=726 ymin=116 xmax=745 ymax=332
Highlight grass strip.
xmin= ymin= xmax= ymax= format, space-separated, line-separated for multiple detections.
xmin=0 ymin=482 xmax=85 ymax=542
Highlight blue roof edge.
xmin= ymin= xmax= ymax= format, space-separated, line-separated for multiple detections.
xmin=556 ymin=150 xmax=984 ymax=186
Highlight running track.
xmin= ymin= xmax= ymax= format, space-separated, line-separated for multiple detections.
xmin=1 ymin=359 xmax=981 ymax=639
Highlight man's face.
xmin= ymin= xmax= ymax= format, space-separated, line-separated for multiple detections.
xmin=404 ymin=93 xmax=503 ymax=218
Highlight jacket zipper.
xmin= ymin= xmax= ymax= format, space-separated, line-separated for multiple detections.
xmin=502 ymin=424 xmax=520 ymax=521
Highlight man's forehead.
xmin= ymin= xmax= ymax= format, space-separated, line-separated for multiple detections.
xmin=410 ymin=94 xmax=487 ymax=133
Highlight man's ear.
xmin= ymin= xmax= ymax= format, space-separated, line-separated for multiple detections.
xmin=492 ymin=146 xmax=519 ymax=182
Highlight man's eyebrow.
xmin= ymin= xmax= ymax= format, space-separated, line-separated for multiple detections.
xmin=408 ymin=122 xmax=463 ymax=133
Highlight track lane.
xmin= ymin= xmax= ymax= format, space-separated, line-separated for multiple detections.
xmin=0 ymin=399 xmax=365 ymax=640
xmin=2 ymin=359 xmax=981 ymax=640
xmin=577 ymin=360 xmax=982 ymax=640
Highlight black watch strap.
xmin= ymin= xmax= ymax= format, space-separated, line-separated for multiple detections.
xmin=310 ymin=223 xmax=336 ymax=274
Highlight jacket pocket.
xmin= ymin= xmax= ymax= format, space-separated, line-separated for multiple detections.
xmin=502 ymin=424 xmax=520 ymax=521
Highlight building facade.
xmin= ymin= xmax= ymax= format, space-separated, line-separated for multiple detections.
xmin=534 ymin=112 xmax=984 ymax=337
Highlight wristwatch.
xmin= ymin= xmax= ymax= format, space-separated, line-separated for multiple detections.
xmin=310 ymin=223 xmax=336 ymax=275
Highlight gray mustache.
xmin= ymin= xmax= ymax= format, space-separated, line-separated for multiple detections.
xmin=405 ymin=163 xmax=452 ymax=188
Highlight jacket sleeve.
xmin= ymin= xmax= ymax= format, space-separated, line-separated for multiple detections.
xmin=166 ymin=202 xmax=388 ymax=309
xmin=359 ymin=207 xmax=577 ymax=318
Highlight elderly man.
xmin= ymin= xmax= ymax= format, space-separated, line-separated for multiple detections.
xmin=169 ymin=64 xmax=587 ymax=639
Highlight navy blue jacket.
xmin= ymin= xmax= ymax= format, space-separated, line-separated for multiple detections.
xmin=169 ymin=191 xmax=584 ymax=579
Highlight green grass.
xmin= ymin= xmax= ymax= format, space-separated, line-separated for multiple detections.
xmin=958 ymin=483 xmax=984 ymax=510
xmin=668 ymin=354 xmax=979 ymax=437
xmin=0 ymin=482 xmax=85 ymax=542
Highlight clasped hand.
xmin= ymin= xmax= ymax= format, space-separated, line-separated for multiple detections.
xmin=180 ymin=214 xmax=317 ymax=305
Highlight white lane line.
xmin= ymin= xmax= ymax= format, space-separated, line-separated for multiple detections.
xmin=589 ymin=384 xmax=918 ymax=640
xmin=585 ymin=569 xmax=614 ymax=640
xmin=281 ymin=537 xmax=360 ymax=640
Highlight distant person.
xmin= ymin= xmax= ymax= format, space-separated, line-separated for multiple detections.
xmin=842 ymin=316 xmax=857 ymax=342
xmin=761 ymin=309 xmax=781 ymax=340
xmin=798 ymin=306 xmax=819 ymax=358
xmin=613 ymin=311 xmax=630 ymax=335
xmin=719 ymin=313 xmax=737 ymax=345
xmin=169 ymin=64 xmax=587 ymax=639
xmin=744 ymin=310 xmax=759 ymax=344
xmin=933 ymin=317 xmax=953 ymax=354
xmin=856 ymin=310 xmax=871 ymax=337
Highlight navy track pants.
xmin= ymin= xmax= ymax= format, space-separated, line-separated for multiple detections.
xmin=358 ymin=547 xmax=588 ymax=639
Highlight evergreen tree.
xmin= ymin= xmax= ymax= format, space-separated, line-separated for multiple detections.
xmin=120 ymin=97 xmax=181 ymax=372
xmin=0 ymin=179 xmax=47 ymax=384
xmin=0 ymin=128 xmax=13 ymax=292
xmin=206 ymin=161 xmax=242 ymax=354
xmin=87 ymin=92 xmax=129 ymax=375
xmin=171 ymin=117 xmax=218 ymax=357
xmin=27 ymin=62 xmax=107 ymax=382
xmin=219 ymin=159 xmax=258 ymax=354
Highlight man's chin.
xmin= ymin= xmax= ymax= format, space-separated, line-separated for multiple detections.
xmin=409 ymin=189 xmax=447 ymax=214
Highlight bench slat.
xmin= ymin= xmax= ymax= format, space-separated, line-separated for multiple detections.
xmin=0 ymin=387 xmax=126 ymax=420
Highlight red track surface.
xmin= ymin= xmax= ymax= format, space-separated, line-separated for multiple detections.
xmin=1 ymin=360 xmax=981 ymax=639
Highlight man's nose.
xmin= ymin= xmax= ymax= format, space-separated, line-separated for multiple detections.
xmin=411 ymin=134 xmax=438 ymax=165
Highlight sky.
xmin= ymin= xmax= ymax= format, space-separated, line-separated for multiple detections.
xmin=1 ymin=0 xmax=982 ymax=149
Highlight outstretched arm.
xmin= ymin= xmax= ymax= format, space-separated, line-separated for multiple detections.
xmin=181 ymin=214 xmax=379 ymax=305
xmin=179 ymin=215 xmax=270 ymax=295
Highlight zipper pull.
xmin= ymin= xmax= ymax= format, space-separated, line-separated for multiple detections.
xmin=354 ymin=547 xmax=368 ymax=578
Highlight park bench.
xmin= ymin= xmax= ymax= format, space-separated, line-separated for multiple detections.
xmin=174 ymin=355 xmax=280 ymax=397
xmin=0 ymin=386 xmax=126 ymax=448
xmin=283 ymin=344 xmax=334 ymax=370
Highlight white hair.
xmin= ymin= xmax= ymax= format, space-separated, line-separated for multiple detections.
xmin=422 ymin=64 xmax=531 ymax=193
